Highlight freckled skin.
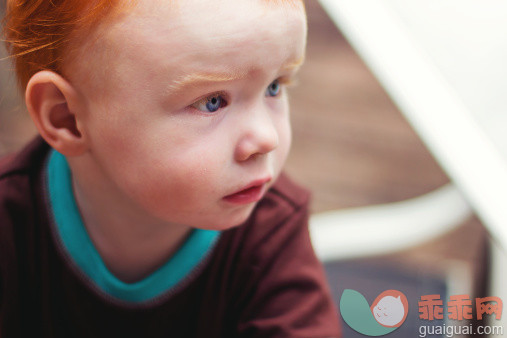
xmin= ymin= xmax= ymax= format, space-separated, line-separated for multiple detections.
xmin=66 ymin=0 xmax=307 ymax=231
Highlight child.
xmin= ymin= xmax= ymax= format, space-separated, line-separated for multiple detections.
xmin=0 ymin=0 xmax=340 ymax=336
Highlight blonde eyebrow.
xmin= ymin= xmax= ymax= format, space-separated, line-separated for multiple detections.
xmin=167 ymin=56 xmax=305 ymax=92
xmin=280 ymin=56 xmax=305 ymax=72
xmin=167 ymin=70 xmax=247 ymax=91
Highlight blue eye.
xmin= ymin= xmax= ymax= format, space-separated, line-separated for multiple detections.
xmin=206 ymin=96 xmax=222 ymax=112
xmin=266 ymin=80 xmax=281 ymax=97
xmin=192 ymin=94 xmax=226 ymax=113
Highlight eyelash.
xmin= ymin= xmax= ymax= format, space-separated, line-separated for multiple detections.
xmin=190 ymin=77 xmax=294 ymax=114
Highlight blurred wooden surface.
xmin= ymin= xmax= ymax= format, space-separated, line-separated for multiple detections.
xmin=0 ymin=2 xmax=488 ymax=287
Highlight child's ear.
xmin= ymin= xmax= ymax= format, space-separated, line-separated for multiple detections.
xmin=25 ymin=71 xmax=87 ymax=156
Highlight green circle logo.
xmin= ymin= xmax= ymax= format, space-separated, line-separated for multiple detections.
xmin=340 ymin=289 xmax=409 ymax=336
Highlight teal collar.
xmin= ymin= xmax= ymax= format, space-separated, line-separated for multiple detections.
xmin=45 ymin=150 xmax=221 ymax=304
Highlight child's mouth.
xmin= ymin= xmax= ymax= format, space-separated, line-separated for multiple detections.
xmin=223 ymin=178 xmax=271 ymax=205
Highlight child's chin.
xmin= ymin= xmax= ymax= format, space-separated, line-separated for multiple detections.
xmin=210 ymin=217 xmax=251 ymax=231
xmin=203 ymin=209 xmax=255 ymax=231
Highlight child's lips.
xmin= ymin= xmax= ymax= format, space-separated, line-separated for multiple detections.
xmin=223 ymin=177 xmax=271 ymax=205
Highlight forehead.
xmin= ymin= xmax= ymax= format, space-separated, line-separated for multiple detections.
xmin=75 ymin=0 xmax=306 ymax=93
xmin=120 ymin=0 xmax=306 ymax=41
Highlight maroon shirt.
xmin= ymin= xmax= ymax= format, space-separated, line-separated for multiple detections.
xmin=0 ymin=137 xmax=340 ymax=337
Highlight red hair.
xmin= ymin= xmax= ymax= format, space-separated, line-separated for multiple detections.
xmin=3 ymin=0 xmax=303 ymax=92
xmin=2 ymin=0 xmax=121 ymax=90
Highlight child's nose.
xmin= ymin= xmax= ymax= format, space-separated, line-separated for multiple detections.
xmin=234 ymin=106 xmax=279 ymax=162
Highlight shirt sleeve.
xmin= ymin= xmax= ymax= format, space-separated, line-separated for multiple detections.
xmin=233 ymin=203 xmax=341 ymax=338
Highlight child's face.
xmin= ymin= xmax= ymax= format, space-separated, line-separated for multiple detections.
xmin=69 ymin=0 xmax=307 ymax=229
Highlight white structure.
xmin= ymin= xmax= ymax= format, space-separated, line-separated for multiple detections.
xmin=312 ymin=2 xmax=507 ymax=335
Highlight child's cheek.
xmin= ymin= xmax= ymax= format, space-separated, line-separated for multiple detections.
xmin=129 ymin=150 xmax=224 ymax=214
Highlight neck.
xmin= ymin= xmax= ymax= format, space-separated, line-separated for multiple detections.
xmin=69 ymin=158 xmax=192 ymax=284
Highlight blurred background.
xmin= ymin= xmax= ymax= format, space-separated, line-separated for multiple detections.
xmin=287 ymin=2 xmax=491 ymax=337
xmin=1 ymin=1 xmax=503 ymax=337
